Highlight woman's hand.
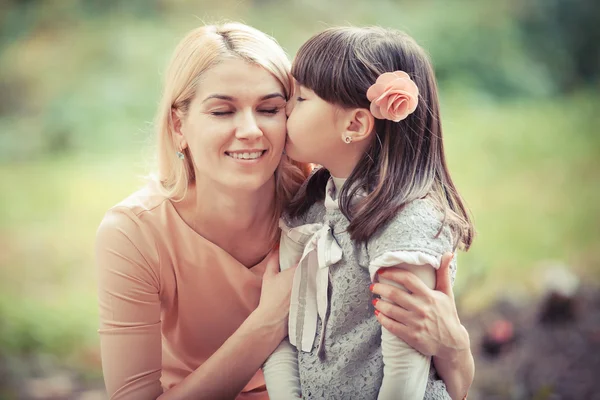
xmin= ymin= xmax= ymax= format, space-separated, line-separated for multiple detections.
xmin=254 ymin=248 xmax=297 ymax=337
xmin=371 ymin=253 xmax=470 ymax=360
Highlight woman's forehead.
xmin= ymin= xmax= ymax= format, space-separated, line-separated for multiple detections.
xmin=196 ymin=59 xmax=284 ymax=102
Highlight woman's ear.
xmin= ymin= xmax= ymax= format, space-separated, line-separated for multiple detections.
xmin=171 ymin=107 xmax=188 ymax=150
xmin=171 ymin=107 xmax=183 ymax=136
xmin=341 ymin=108 xmax=375 ymax=143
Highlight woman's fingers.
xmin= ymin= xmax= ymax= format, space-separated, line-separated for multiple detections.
xmin=435 ymin=252 xmax=455 ymax=298
xmin=370 ymin=282 xmax=420 ymax=312
xmin=375 ymin=310 xmax=413 ymax=341
xmin=263 ymin=247 xmax=280 ymax=278
xmin=375 ymin=304 xmax=436 ymax=357
xmin=376 ymin=266 xmax=431 ymax=297
xmin=373 ymin=298 xmax=412 ymax=327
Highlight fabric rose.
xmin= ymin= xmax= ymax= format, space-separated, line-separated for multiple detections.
xmin=366 ymin=71 xmax=419 ymax=122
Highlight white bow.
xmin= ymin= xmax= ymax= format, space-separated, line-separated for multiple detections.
xmin=280 ymin=220 xmax=343 ymax=352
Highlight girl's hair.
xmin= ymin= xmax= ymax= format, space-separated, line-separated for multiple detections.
xmin=154 ymin=22 xmax=309 ymax=241
xmin=287 ymin=26 xmax=474 ymax=250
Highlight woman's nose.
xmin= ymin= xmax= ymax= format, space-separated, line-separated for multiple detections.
xmin=235 ymin=111 xmax=263 ymax=140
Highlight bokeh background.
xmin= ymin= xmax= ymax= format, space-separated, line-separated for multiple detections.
xmin=1 ymin=0 xmax=598 ymax=399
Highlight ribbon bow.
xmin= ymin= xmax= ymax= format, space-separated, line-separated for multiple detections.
xmin=280 ymin=220 xmax=343 ymax=353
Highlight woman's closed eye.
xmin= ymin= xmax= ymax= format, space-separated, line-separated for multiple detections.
xmin=209 ymin=103 xmax=285 ymax=117
xmin=211 ymin=110 xmax=234 ymax=116
xmin=259 ymin=106 xmax=283 ymax=115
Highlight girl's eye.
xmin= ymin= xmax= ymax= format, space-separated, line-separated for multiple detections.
xmin=296 ymin=96 xmax=306 ymax=102
xmin=211 ymin=111 xmax=233 ymax=116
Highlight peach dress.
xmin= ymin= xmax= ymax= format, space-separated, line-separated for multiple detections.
xmin=95 ymin=182 xmax=269 ymax=399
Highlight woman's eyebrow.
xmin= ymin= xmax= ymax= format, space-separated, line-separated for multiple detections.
xmin=202 ymin=94 xmax=234 ymax=103
xmin=201 ymin=93 xmax=285 ymax=103
xmin=260 ymin=93 xmax=285 ymax=101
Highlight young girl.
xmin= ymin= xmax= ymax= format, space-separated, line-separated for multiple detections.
xmin=262 ymin=27 xmax=474 ymax=399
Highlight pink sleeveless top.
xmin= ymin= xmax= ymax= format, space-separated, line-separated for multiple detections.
xmin=95 ymin=182 xmax=269 ymax=399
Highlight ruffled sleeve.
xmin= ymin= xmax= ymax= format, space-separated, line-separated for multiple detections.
xmin=367 ymin=198 xmax=457 ymax=284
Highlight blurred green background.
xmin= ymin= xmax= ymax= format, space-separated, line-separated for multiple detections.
xmin=0 ymin=0 xmax=598 ymax=398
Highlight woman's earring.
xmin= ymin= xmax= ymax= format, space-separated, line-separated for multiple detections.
xmin=344 ymin=136 xmax=353 ymax=144
xmin=176 ymin=151 xmax=185 ymax=160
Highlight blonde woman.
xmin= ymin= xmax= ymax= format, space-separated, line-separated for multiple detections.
xmin=95 ymin=23 xmax=473 ymax=400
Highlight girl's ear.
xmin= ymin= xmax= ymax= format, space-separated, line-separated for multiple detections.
xmin=341 ymin=108 xmax=375 ymax=143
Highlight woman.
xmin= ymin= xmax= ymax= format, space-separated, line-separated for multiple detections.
xmin=95 ymin=22 xmax=473 ymax=400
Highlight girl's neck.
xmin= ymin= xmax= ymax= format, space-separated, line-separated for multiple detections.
xmin=331 ymin=175 xmax=347 ymax=191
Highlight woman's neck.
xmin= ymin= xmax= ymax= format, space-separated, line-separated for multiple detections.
xmin=174 ymin=177 xmax=276 ymax=265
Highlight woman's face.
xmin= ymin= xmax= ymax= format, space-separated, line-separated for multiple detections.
xmin=178 ymin=58 xmax=287 ymax=193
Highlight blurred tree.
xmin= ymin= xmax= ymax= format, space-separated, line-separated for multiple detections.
xmin=518 ymin=0 xmax=600 ymax=93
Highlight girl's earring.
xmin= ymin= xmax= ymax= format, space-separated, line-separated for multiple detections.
xmin=176 ymin=151 xmax=185 ymax=160
xmin=344 ymin=136 xmax=353 ymax=144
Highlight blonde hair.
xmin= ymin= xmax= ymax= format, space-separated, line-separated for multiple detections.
xmin=155 ymin=22 xmax=309 ymax=240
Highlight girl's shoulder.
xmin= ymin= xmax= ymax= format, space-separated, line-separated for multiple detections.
xmin=282 ymin=200 xmax=326 ymax=229
xmin=282 ymin=166 xmax=327 ymax=228
xmin=367 ymin=197 xmax=455 ymax=261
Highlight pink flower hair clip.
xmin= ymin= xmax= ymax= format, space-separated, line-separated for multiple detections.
xmin=366 ymin=71 xmax=419 ymax=122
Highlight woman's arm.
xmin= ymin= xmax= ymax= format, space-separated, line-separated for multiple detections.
xmin=371 ymin=254 xmax=474 ymax=400
xmin=159 ymin=250 xmax=295 ymax=400
xmin=160 ymin=306 xmax=286 ymax=400
xmin=96 ymin=210 xmax=163 ymax=399
xmin=97 ymin=211 xmax=295 ymax=400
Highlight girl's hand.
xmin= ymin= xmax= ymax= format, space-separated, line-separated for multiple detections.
xmin=371 ymin=253 xmax=470 ymax=360
xmin=254 ymin=248 xmax=296 ymax=336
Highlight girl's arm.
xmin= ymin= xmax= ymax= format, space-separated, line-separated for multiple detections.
xmin=372 ymin=254 xmax=473 ymax=400
xmin=262 ymin=339 xmax=302 ymax=399
xmin=372 ymin=263 xmax=437 ymax=400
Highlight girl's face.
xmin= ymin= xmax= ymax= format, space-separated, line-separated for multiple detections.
xmin=177 ymin=58 xmax=287 ymax=193
xmin=285 ymin=84 xmax=346 ymax=167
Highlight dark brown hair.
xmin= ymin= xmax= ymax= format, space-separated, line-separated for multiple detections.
xmin=287 ymin=27 xmax=474 ymax=250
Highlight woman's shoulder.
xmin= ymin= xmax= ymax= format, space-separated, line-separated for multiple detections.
xmin=97 ymin=180 xmax=170 ymax=248
xmin=368 ymin=197 xmax=454 ymax=260
xmin=95 ymin=183 xmax=164 ymax=299
xmin=111 ymin=180 xmax=170 ymax=217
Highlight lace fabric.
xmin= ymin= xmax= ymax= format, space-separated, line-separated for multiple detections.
xmin=282 ymin=194 xmax=455 ymax=399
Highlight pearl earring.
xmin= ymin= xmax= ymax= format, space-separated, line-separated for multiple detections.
xmin=176 ymin=151 xmax=185 ymax=160
xmin=344 ymin=136 xmax=353 ymax=144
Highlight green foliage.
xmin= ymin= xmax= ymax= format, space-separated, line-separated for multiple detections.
xmin=2 ymin=0 xmax=596 ymax=161
xmin=518 ymin=0 xmax=600 ymax=92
